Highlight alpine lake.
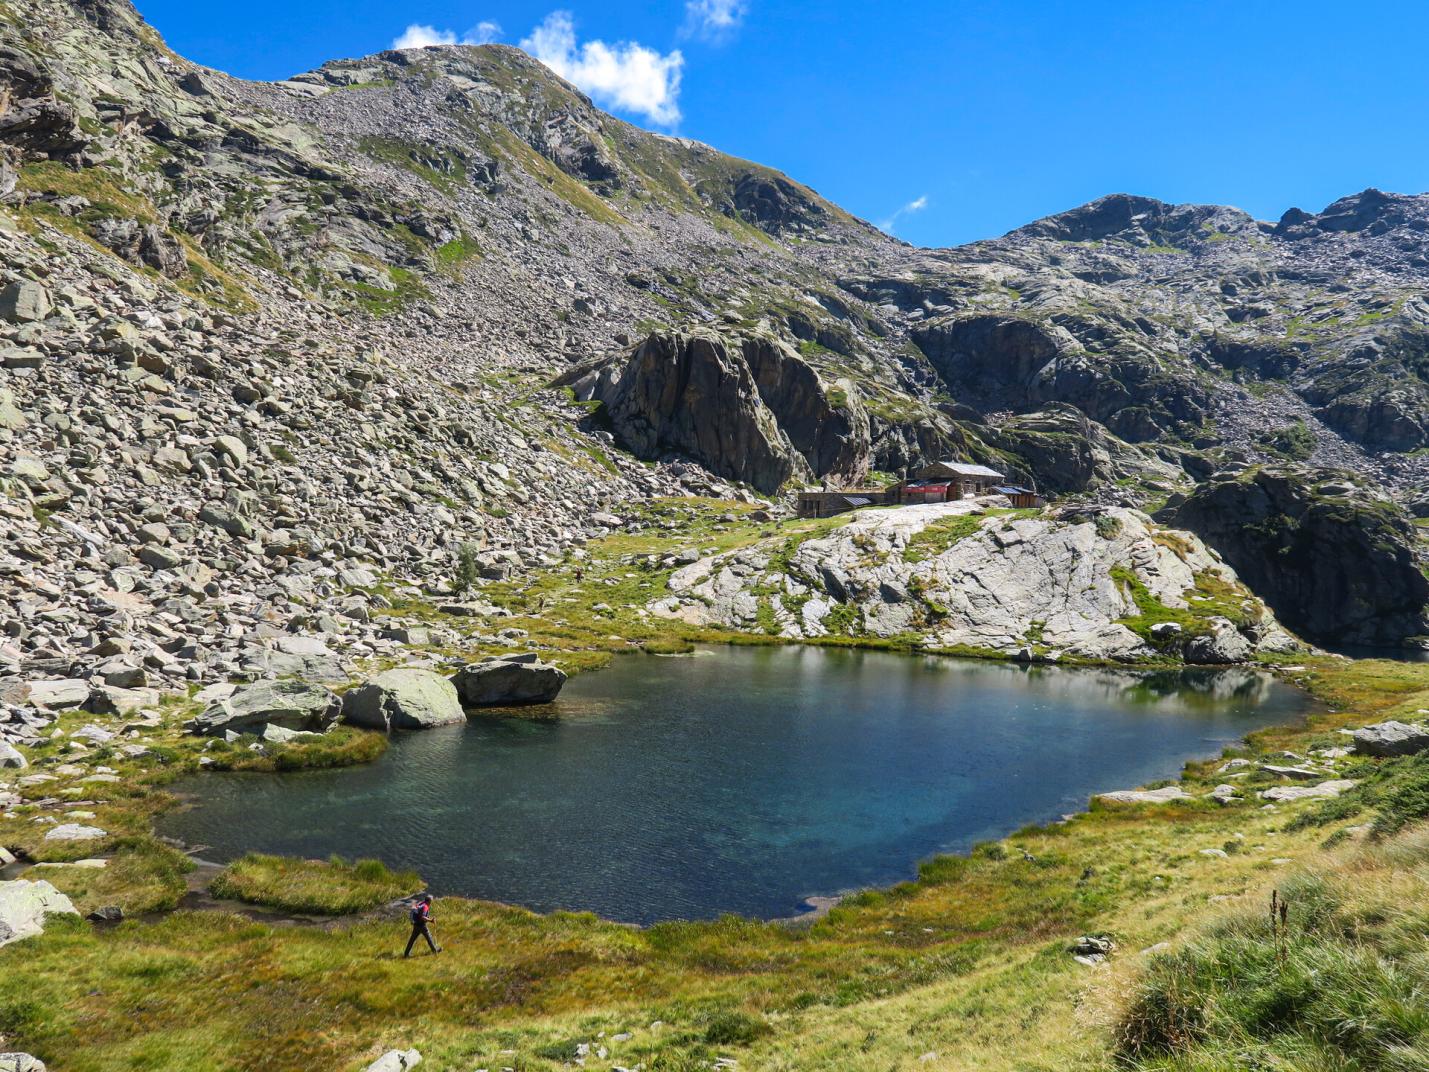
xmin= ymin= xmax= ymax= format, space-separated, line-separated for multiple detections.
xmin=161 ymin=645 xmax=1311 ymax=924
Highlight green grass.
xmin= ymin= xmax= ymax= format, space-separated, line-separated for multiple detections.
xmin=200 ymin=725 xmax=388 ymax=772
xmin=357 ymin=136 xmax=469 ymax=193
xmin=1112 ymin=567 xmax=1257 ymax=644
xmin=211 ymin=854 xmax=423 ymax=915
xmin=902 ymin=514 xmax=984 ymax=563
xmin=436 ymin=232 xmax=481 ymax=271
xmin=1116 ymin=838 xmax=1429 ymax=1071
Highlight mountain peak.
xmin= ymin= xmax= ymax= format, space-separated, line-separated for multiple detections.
xmin=1010 ymin=193 xmax=1256 ymax=246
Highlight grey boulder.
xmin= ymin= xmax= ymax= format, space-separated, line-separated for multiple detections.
xmin=0 ymin=742 xmax=26 ymax=769
xmin=451 ymin=654 xmax=567 ymax=707
xmin=0 ymin=280 xmax=52 ymax=323
xmin=1351 ymin=720 xmax=1429 ymax=757
xmin=189 ymin=679 xmax=342 ymax=737
xmin=0 ymin=1054 xmax=47 ymax=1072
xmin=1182 ymin=618 xmax=1253 ymax=664
xmin=343 ymin=669 xmax=465 ymax=731
xmin=0 ymin=879 xmax=78 ymax=948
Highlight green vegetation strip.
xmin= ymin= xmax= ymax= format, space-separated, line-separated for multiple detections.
xmin=211 ymin=854 xmax=422 ymax=915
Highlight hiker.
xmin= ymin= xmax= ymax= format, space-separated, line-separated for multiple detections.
xmin=403 ymin=894 xmax=440 ymax=957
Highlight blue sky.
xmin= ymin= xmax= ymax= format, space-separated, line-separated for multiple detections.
xmin=136 ymin=0 xmax=1429 ymax=247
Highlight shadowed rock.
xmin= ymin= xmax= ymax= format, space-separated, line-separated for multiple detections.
xmin=452 ymin=653 xmax=567 ymax=706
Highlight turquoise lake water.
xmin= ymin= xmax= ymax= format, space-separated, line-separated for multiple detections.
xmin=161 ymin=645 xmax=1310 ymax=924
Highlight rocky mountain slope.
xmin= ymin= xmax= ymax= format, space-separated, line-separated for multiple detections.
xmin=1 ymin=0 xmax=1429 ymax=726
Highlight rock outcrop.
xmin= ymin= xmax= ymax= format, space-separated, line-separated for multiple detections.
xmin=562 ymin=331 xmax=877 ymax=493
xmin=1159 ymin=467 xmax=1429 ymax=646
xmin=342 ymin=669 xmax=465 ymax=731
xmin=0 ymin=879 xmax=78 ymax=948
xmin=654 ymin=498 xmax=1293 ymax=663
xmin=451 ymin=654 xmax=567 ymax=706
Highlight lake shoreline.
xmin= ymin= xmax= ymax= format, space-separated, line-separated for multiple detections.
xmin=156 ymin=644 xmax=1315 ymax=926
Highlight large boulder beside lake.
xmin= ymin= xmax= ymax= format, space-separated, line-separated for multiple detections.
xmin=0 ymin=879 xmax=78 ymax=948
xmin=188 ymin=680 xmax=343 ymax=737
xmin=1351 ymin=720 xmax=1429 ymax=757
xmin=342 ymin=669 xmax=465 ymax=731
xmin=451 ymin=653 xmax=567 ymax=706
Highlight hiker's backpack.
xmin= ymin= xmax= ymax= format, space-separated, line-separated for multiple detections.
xmin=409 ymin=904 xmax=425 ymax=924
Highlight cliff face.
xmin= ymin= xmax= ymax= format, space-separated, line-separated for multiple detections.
xmin=1159 ymin=468 xmax=1429 ymax=647
xmin=652 ymin=499 xmax=1298 ymax=663
xmin=560 ymin=332 xmax=879 ymax=493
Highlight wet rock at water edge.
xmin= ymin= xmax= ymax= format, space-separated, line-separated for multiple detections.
xmin=451 ymin=653 xmax=568 ymax=706
xmin=342 ymin=668 xmax=465 ymax=731
xmin=188 ymin=680 xmax=343 ymax=737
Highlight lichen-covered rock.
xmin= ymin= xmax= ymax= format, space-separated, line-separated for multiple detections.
xmin=1351 ymin=720 xmax=1429 ymax=757
xmin=0 ymin=879 xmax=78 ymax=948
xmin=189 ymin=680 xmax=342 ymax=737
xmin=43 ymin=823 xmax=107 ymax=841
xmin=451 ymin=654 xmax=567 ymax=706
xmin=342 ymin=668 xmax=465 ymax=731
xmin=0 ymin=1052 xmax=48 ymax=1072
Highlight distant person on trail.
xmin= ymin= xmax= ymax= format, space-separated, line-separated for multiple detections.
xmin=403 ymin=894 xmax=440 ymax=957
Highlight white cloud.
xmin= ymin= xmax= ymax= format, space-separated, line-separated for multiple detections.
xmin=878 ymin=194 xmax=929 ymax=234
xmin=466 ymin=20 xmax=502 ymax=45
xmin=391 ymin=20 xmax=502 ymax=50
xmin=392 ymin=24 xmax=456 ymax=49
xmin=683 ymin=0 xmax=747 ymax=42
xmin=521 ymin=11 xmax=683 ymax=126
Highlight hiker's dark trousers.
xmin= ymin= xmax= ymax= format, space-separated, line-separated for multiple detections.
xmin=404 ymin=921 xmax=436 ymax=956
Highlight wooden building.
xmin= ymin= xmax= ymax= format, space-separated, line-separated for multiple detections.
xmin=897 ymin=461 xmax=1007 ymax=504
xmin=794 ymin=462 xmax=1041 ymax=520
xmin=992 ymin=485 xmax=1045 ymax=509
xmin=795 ymin=489 xmax=888 ymax=519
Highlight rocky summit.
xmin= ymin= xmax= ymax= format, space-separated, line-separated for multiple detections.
xmin=0 ymin=0 xmax=1426 ymax=733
